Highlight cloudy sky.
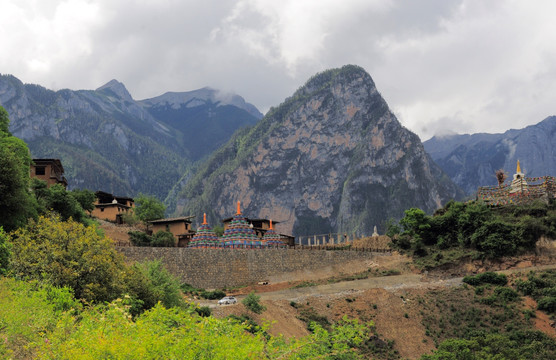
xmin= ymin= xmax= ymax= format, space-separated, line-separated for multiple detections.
xmin=1 ymin=0 xmax=555 ymax=140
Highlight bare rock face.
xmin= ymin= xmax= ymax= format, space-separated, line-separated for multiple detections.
xmin=176 ymin=65 xmax=462 ymax=236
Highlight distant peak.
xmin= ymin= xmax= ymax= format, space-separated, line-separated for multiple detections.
xmin=96 ymin=79 xmax=133 ymax=101
xmin=296 ymin=64 xmax=375 ymax=97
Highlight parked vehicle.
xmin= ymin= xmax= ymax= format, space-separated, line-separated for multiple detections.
xmin=218 ymin=296 xmax=238 ymax=305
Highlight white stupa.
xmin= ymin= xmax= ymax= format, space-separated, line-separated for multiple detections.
xmin=509 ymin=160 xmax=528 ymax=194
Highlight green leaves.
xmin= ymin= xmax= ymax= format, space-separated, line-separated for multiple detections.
xmin=9 ymin=214 xmax=126 ymax=303
xmin=242 ymin=291 xmax=266 ymax=314
xmin=134 ymin=193 xmax=166 ymax=222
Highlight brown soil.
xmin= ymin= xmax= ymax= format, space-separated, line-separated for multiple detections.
xmin=97 ymin=219 xmax=145 ymax=246
xmin=523 ymin=296 xmax=556 ymax=336
xmin=209 ymin=263 xmax=556 ymax=359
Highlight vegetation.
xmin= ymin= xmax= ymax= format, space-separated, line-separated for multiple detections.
xmin=515 ymin=269 xmax=556 ymax=316
xmin=123 ymin=260 xmax=185 ymax=315
xmin=128 ymin=230 xmax=175 ymax=247
xmin=242 ymin=291 xmax=266 ymax=314
xmin=463 ymin=272 xmax=508 ymax=286
xmin=419 ymin=271 xmax=556 ymax=359
xmin=134 ymin=193 xmax=166 ymax=222
xmin=9 ymin=214 xmax=127 ymax=303
xmin=0 ymin=276 xmax=373 ymax=359
xmin=390 ymin=200 xmax=556 ymax=266
xmin=0 ymin=106 xmax=39 ymax=231
xmin=0 ymin=227 xmax=10 ymax=275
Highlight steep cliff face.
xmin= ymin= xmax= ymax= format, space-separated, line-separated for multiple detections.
xmin=0 ymin=75 xmax=261 ymax=198
xmin=175 ymin=65 xmax=462 ymax=236
xmin=424 ymin=116 xmax=556 ymax=195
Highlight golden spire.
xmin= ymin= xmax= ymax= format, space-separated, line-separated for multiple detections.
xmin=269 ymin=219 xmax=273 ymax=230
xmin=236 ymin=201 xmax=241 ymax=215
xmin=516 ymin=160 xmax=521 ymax=174
xmin=203 ymin=213 xmax=207 ymax=225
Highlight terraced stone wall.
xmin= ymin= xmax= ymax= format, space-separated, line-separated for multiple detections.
xmin=116 ymin=247 xmax=380 ymax=289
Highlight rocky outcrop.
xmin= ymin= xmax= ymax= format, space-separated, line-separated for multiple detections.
xmin=424 ymin=116 xmax=556 ymax=195
xmin=175 ymin=65 xmax=463 ymax=236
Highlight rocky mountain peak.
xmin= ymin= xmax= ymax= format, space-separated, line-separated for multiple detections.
xmin=174 ymin=65 xmax=462 ymax=236
xmin=96 ymin=79 xmax=133 ymax=101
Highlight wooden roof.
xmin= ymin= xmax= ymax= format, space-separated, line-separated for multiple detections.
xmin=148 ymin=216 xmax=195 ymax=224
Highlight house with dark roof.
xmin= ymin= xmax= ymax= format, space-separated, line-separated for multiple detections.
xmin=91 ymin=191 xmax=134 ymax=223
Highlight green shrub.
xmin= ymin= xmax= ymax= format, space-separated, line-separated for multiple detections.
xmin=195 ymin=306 xmax=212 ymax=317
xmin=151 ymin=231 xmax=175 ymax=247
xmin=242 ymin=291 xmax=266 ymax=314
xmin=463 ymin=272 xmax=507 ymax=286
xmin=537 ymin=296 xmax=556 ymax=314
xmin=200 ymin=289 xmax=226 ymax=300
xmin=128 ymin=230 xmax=152 ymax=246
xmin=129 ymin=230 xmax=175 ymax=247
xmin=9 ymin=215 xmax=126 ymax=303
xmin=123 ymin=260 xmax=184 ymax=315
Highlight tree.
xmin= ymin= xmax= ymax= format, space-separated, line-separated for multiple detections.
xmin=0 ymin=106 xmax=39 ymax=231
xmin=70 ymin=189 xmax=96 ymax=212
xmin=0 ymin=106 xmax=10 ymax=135
xmin=134 ymin=193 xmax=166 ymax=222
xmin=32 ymin=180 xmax=88 ymax=224
xmin=9 ymin=214 xmax=126 ymax=303
xmin=242 ymin=291 xmax=266 ymax=314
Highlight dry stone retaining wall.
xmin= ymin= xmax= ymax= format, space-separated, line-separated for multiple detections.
xmin=116 ymin=247 xmax=380 ymax=289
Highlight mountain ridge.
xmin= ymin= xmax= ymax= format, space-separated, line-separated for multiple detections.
xmin=424 ymin=116 xmax=556 ymax=195
xmin=0 ymin=74 xmax=262 ymax=198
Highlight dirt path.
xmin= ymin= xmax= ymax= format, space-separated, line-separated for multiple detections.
xmin=257 ymin=263 xmax=556 ymax=301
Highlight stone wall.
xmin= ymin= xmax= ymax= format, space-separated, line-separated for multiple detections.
xmin=116 ymin=247 xmax=382 ymax=289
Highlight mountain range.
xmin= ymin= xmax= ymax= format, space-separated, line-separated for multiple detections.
xmin=0 ymin=74 xmax=261 ymax=198
xmin=3 ymin=66 xmax=554 ymax=237
xmin=424 ymin=116 xmax=556 ymax=195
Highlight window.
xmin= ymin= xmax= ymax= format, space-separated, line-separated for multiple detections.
xmin=35 ymin=166 xmax=46 ymax=175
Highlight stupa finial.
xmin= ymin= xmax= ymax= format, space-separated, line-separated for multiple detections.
xmin=203 ymin=213 xmax=207 ymax=225
xmin=516 ymin=160 xmax=521 ymax=174
xmin=269 ymin=219 xmax=273 ymax=230
xmin=236 ymin=201 xmax=241 ymax=215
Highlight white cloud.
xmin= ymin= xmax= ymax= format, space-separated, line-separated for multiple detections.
xmin=1 ymin=0 xmax=555 ymax=140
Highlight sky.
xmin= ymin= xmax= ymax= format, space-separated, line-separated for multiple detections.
xmin=1 ymin=0 xmax=556 ymax=141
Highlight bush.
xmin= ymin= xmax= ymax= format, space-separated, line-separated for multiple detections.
xmin=537 ymin=296 xmax=556 ymax=314
xmin=463 ymin=272 xmax=508 ymax=286
xmin=129 ymin=230 xmax=152 ymax=246
xmin=471 ymin=220 xmax=518 ymax=258
xmin=151 ymin=231 xmax=175 ymax=247
xmin=123 ymin=260 xmax=184 ymax=315
xmin=242 ymin=291 xmax=266 ymax=314
xmin=129 ymin=230 xmax=175 ymax=247
xmin=9 ymin=215 xmax=126 ymax=303
xmin=200 ymin=289 xmax=226 ymax=300
xmin=195 ymin=306 xmax=212 ymax=317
